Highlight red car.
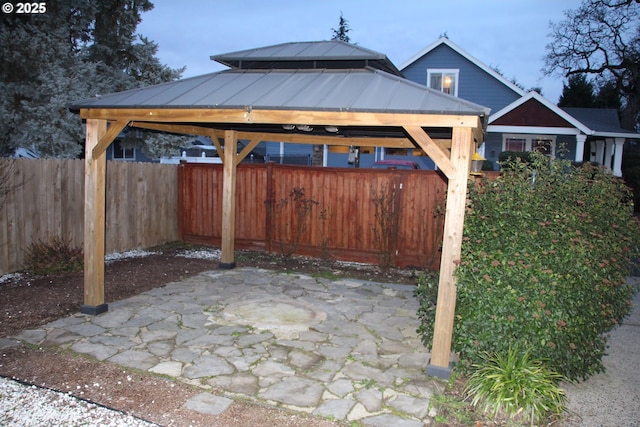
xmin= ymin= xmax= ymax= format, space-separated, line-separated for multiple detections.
xmin=371 ymin=160 xmax=420 ymax=170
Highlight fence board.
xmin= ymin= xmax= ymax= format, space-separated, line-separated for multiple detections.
xmin=179 ymin=163 xmax=449 ymax=268
xmin=0 ymin=159 xmax=179 ymax=275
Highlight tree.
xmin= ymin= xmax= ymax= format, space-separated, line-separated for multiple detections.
xmin=0 ymin=0 xmax=184 ymax=158
xmin=331 ymin=12 xmax=351 ymax=43
xmin=558 ymin=74 xmax=596 ymax=107
xmin=0 ymin=1 xmax=105 ymax=157
xmin=594 ymin=79 xmax=623 ymax=109
xmin=543 ymin=0 xmax=640 ymax=130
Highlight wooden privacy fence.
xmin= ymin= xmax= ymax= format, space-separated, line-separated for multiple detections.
xmin=179 ymin=163 xmax=449 ymax=268
xmin=0 ymin=158 xmax=179 ymax=275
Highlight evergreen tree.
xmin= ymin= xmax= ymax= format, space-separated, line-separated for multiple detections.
xmin=331 ymin=12 xmax=351 ymax=43
xmin=0 ymin=0 xmax=184 ymax=158
xmin=594 ymin=79 xmax=622 ymax=110
xmin=558 ymin=74 xmax=596 ymax=107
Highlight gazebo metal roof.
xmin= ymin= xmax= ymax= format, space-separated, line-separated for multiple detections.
xmin=71 ymin=68 xmax=488 ymax=118
xmin=211 ymin=40 xmax=403 ymax=75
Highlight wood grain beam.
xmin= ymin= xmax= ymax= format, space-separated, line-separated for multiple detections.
xmin=92 ymin=120 xmax=129 ymax=159
xmin=236 ymin=134 xmax=266 ymax=166
xmin=219 ymin=130 xmax=237 ymax=268
xmin=82 ymin=108 xmax=482 ymax=128
xmin=82 ymin=119 xmax=108 ymax=315
xmin=404 ymin=125 xmax=455 ymax=179
xmin=427 ymin=126 xmax=473 ymax=378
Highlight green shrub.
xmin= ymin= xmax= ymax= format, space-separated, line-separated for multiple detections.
xmin=414 ymin=271 xmax=439 ymax=348
xmin=23 ymin=235 xmax=83 ymax=275
xmin=465 ymin=346 xmax=567 ymax=426
xmin=498 ymin=151 xmax=533 ymax=167
xmin=417 ymin=154 xmax=640 ymax=381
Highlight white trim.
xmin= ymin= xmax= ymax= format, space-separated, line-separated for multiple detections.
xmin=399 ymin=37 xmax=526 ymax=97
xmin=489 ymin=91 xmax=593 ymax=134
xmin=488 ymin=125 xmax=580 ymax=135
xmin=489 ymin=91 xmax=640 ymax=140
xmin=592 ymin=131 xmax=640 ymax=139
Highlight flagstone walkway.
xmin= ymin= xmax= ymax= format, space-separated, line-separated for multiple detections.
xmin=16 ymin=268 xmax=437 ymax=426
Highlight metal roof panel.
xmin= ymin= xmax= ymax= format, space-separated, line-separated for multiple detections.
xmin=212 ymin=40 xmax=387 ymax=62
xmin=71 ymin=68 xmax=490 ymax=117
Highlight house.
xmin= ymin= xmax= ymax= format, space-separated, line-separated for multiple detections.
xmin=399 ymin=37 xmax=639 ymax=175
xmin=106 ymin=129 xmax=157 ymax=162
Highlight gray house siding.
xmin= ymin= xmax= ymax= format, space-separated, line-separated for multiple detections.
xmin=401 ymin=44 xmax=520 ymax=114
xmin=106 ymin=140 xmax=157 ymax=162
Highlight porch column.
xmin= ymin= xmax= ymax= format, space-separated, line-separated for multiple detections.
xmin=82 ymin=119 xmax=108 ymax=315
xmin=575 ymin=134 xmax=587 ymax=163
xmin=427 ymin=126 xmax=472 ymax=379
xmin=594 ymin=140 xmax=605 ymax=165
xmin=219 ymin=130 xmax=238 ymax=269
xmin=613 ymin=137 xmax=625 ymax=177
xmin=604 ymin=138 xmax=614 ymax=172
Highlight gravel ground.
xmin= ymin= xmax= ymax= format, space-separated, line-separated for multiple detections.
xmin=0 ymin=377 xmax=157 ymax=426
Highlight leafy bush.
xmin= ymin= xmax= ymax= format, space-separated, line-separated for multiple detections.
xmin=465 ymin=346 xmax=567 ymax=426
xmin=498 ymin=151 xmax=533 ymax=167
xmin=23 ymin=235 xmax=83 ymax=275
xmin=417 ymin=154 xmax=640 ymax=381
xmin=414 ymin=271 xmax=439 ymax=349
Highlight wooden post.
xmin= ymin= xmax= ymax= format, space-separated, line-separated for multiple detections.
xmin=81 ymin=119 xmax=108 ymax=315
xmin=219 ymin=130 xmax=238 ymax=268
xmin=427 ymin=126 xmax=473 ymax=379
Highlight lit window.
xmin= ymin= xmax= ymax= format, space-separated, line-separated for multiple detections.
xmin=427 ymin=69 xmax=459 ymax=96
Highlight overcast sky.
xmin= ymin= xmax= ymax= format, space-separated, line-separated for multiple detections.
xmin=137 ymin=0 xmax=582 ymax=104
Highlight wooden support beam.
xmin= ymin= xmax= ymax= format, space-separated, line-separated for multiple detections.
xmin=208 ymin=132 xmax=225 ymax=161
xmin=403 ymin=125 xmax=455 ymax=179
xmin=82 ymin=119 xmax=108 ymax=315
xmin=427 ymin=126 xmax=473 ymax=379
xmin=219 ymin=130 xmax=238 ymax=269
xmin=82 ymin=108 xmax=482 ymax=129
xmin=236 ymin=134 xmax=266 ymax=166
xmin=92 ymin=120 xmax=129 ymax=159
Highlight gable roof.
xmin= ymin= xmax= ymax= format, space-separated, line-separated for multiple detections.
xmin=488 ymin=91 xmax=640 ymax=139
xmin=211 ymin=40 xmax=402 ymax=76
xmin=399 ymin=37 xmax=526 ymax=97
xmin=488 ymin=91 xmax=588 ymax=134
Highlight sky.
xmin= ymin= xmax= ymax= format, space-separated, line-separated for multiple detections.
xmin=137 ymin=0 xmax=583 ymax=104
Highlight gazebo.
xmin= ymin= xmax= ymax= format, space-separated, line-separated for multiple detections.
xmin=71 ymin=40 xmax=490 ymax=378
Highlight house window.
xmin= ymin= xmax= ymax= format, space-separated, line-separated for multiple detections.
xmin=505 ymin=137 xmax=527 ymax=152
xmin=502 ymin=134 xmax=556 ymax=156
xmin=427 ymin=69 xmax=459 ymax=96
xmin=113 ymin=140 xmax=135 ymax=160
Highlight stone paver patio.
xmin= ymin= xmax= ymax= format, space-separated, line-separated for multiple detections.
xmin=14 ymin=268 xmax=438 ymax=425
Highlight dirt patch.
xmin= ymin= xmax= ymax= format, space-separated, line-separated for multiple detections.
xmin=0 ymin=244 xmax=422 ymax=426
